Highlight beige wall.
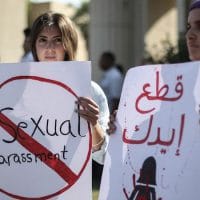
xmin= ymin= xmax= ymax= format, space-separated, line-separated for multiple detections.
xmin=0 ymin=0 xmax=27 ymax=62
xmin=89 ymin=0 xmax=135 ymax=81
xmin=145 ymin=0 xmax=178 ymax=60
xmin=89 ymin=0 xmax=181 ymax=81
xmin=29 ymin=2 xmax=76 ymax=25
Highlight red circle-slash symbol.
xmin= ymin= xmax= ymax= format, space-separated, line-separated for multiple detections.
xmin=0 ymin=76 xmax=92 ymax=199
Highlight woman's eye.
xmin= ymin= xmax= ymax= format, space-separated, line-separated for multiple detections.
xmin=186 ymin=24 xmax=191 ymax=31
xmin=38 ymin=38 xmax=46 ymax=43
xmin=197 ymin=24 xmax=200 ymax=31
xmin=54 ymin=38 xmax=62 ymax=43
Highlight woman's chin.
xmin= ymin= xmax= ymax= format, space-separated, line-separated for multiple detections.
xmin=190 ymin=54 xmax=200 ymax=61
xmin=44 ymin=58 xmax=57 ymax=61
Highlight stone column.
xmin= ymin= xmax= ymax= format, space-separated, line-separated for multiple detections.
xmin=176 ymin=0 xmax=187 ymax=35
xmin=89 ymin=0 xmax=135 ymax=81
xmin=132 ymin=0 xmax=148 ymax=66
xmin=0 ymin=0 xmax=27 ymax=62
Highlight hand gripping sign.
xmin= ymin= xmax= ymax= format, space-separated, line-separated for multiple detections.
xmin=0 ymin=62 xmax=92 ymax=199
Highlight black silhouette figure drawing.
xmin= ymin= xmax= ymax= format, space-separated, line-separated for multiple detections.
xmin=128 ymin=156 xmax=157 ymax=200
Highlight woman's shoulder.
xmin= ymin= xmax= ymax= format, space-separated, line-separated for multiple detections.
xmin=91 ymin=81 xmax=104 ymax=94
xmin=91 ymin=81 xmax=107 ymax=102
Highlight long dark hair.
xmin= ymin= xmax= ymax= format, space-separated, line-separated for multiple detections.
xmin=30 ymin=11 xmax=78 ymax=61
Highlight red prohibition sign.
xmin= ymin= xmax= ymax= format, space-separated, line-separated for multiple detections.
xmin=0 ymin=76 xmax=92 ymax=199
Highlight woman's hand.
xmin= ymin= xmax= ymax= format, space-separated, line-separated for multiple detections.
xmin=76 ymin=97 xmax=105 ymax=152
xmin=76 ymin=97 xmax=99 ymax=126
xmin=106 ymin=110 xmax=117 ymax=135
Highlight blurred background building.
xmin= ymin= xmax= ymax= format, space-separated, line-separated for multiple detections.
xmin=0 ymin=0 xmax=191 ymax=81
xmin=0 ymin=0 xmax=88 ymax=63
xmin=90 ymin=0 xmax=191 ymax=80
xmin=0 ymin=0 xmax=27 ymax=62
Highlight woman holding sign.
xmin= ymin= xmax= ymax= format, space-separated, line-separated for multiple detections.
xmin=30 ymin=11 xmax=109 ymax=165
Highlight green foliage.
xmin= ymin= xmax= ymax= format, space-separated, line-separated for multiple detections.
xmin=73 ymin=2 xmax=89 ymax=19
xmin=72 ymin=2 xmax=90 ymax=46
xmin=144 ymin=36 xmax=190 ymax=64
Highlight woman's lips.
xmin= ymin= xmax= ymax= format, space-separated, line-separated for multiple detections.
xmin=45 ymin=56 xmax=56 ymax=60
xmin=187 ymin=42 xmax=199 ymax=49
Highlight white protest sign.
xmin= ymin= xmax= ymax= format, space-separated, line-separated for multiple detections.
xmin=0 ymin=61 xmax=92 ymax=200
xmin=99 ymin=62 xmax=200 ymax=200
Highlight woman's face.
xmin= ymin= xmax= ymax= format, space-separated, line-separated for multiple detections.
xmin=35 ymin=25 xmax=65 ymax=61
xmin=186 ymin=8 xmax=200 ymax=61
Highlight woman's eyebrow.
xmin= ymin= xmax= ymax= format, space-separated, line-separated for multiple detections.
xmin=38 ymin=35 xmax=47 ymax=38
xmin=194 ymin=20 xmax=200 ymax=25
xmin=52 ymin=35 xmax=62 ymax=38
xmin=190 ymin=19 xmax=200 ymax=24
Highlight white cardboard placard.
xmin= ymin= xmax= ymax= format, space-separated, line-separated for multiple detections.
xmin=0 ymin=61 xmax=92 ymax=200
xmin=99 ymin=62 xmax=200 ymax=200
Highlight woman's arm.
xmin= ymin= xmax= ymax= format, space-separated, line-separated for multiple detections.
xmin=76 ymin=97 xmax=105 ymax=151
xmin=76 ymin=81 xmax=110 ymax=164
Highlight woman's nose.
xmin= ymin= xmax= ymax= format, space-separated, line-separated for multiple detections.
xmin=46 ymin=41 xmax=55 ymax=49
xmin=186 ymin=28 xmax=196 ymax=40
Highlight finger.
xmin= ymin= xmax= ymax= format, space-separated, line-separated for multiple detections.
xmin=77 ymin=109 xmax=99 ymax=125
xmin=78 ymin=109 xmax=99 ymax=118
xmin=107 ymin=122 xmax=116 ymax=133
xmin=112 ymin=110 xmax=117 ymax=117
xmin=78 ymin=100 xmax=99 ymax=115
xmin=78 ymin=97 xmax=99 ymax=108
xmin=110 ymin=113 xmax=116 ymax=122
xmin=108 ymin=122 xmax=116 ymax=130
xmin=106 ymin=126 xmax=116 ymax=135
xmin=77 ymin=103 xmax=99 ymax=115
